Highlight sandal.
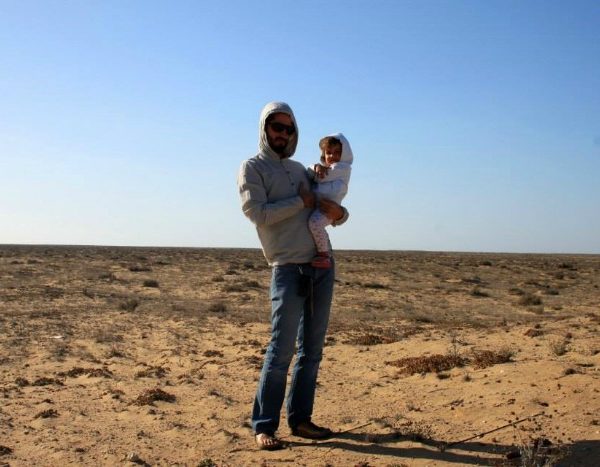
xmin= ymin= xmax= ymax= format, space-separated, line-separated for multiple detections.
xmin=255 ymin=433 xmax=284 ymax=451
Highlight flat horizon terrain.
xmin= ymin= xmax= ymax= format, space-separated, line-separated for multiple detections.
xmin=1 ymin=245 xmax=599 ymax=466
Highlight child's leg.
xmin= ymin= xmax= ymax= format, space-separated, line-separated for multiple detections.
xmin=308 ymin=210 xmax=332 ymax=254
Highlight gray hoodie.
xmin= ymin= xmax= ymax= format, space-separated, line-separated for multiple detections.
xmin=238 ymin=102 xmax=348 ymax=266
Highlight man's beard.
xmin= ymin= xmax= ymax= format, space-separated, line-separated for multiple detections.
xmin=269 ymin=138 xmax=288 ymax=155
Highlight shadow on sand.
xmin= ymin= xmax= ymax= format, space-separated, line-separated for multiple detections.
xmin=287 ymin=430 xmax=600 ymax=466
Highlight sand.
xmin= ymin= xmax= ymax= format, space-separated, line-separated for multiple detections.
xmin=1 ymin=246 xmax=599 ymax=466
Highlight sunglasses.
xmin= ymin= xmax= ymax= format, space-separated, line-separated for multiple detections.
xmin=269 ymin=121 xmax=296 ymax=135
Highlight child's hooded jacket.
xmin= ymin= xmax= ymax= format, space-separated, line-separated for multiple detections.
xmin=312 ymin=133 xmax=353 ymax=205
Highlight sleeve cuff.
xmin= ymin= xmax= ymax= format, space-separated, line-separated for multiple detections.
xmin=331 ymin=207 xmax=349 ymax=227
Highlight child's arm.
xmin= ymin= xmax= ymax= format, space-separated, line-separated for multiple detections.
xmin=318 ymin=162 xmax=351 ymax=183
xmin=307 ymin=164 xmax=330 ymax=181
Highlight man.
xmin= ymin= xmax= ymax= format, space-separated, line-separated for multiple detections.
xmin=238 ymin=102 xmax=348 ymax=450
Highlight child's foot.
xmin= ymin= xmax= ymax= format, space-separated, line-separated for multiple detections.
xmin=311 ymin=254 xmax=331 ymax=269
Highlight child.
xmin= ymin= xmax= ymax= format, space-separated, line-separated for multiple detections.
xmin=308 ymin=133 xmax=353 ymax=268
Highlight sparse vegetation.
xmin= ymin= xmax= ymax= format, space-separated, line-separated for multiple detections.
xmin=208 ymin=301 xmax=227 ymax=313
xmin=471 ymin=347 xmax=515 ymax=368
xmin=471 ymin=286 xmax=490 ymax=298
xmin=119 ymin=298 xmax=140 ymax=312
xmin=387 ymin=352 xmax=467 ymax=374
xmin=519 ymin=294 xmax=543 ymax=306
xmin=1 ymin=246 xmax=598 ymax=466
xmin=133 ymin=388 xmax=176 ymax=405
xmin=549 ymin=338 xmax=569 ymax=357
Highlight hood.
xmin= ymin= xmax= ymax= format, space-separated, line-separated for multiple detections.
xmin=328 ymin=132 xmax=353 ymax=164
xmin=258 ymin=101 xmax=299 ymax=159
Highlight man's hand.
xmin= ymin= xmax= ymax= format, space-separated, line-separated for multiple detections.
xmin=298 ymin=182 xmax=315 ymax=208
xmin=319 ymin=198 xmax=344 ymax=221
xmin=314 ymin=164 xmax=329 ymax=179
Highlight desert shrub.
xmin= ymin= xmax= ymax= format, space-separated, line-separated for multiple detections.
xmin=471 ymin=347 xmax=515 ymax=368
xmin=93 ymin=329 xmax=124 ymax=344
xmin=223 ymin=284 xmax=245 ymax=293
xmin=129 ymin=264 xmax=152 ymax=272
xmin=362 ymin=282 xmax=388 ymax=289
xmin=524 ymin=328 xmax=544 ymax=337
xmin=82 ymin=288 xmax=95 ymax=299
xmin=119 ymin=298 xmax=139 ymax=312
xmin=106 ymin=346 xmax=127 ymax=358
xmin=35 ymin=409 xmax=58 ymax=419
xmin=387 ymin=353 xmax=467 ymax=374
xmin=48 ymin=341 xmax=70 ymax=360
xmin=346 ymin=333 xmax=385 ymax=346
xmin=134 ymin=388 xmax=176 ymax=405
xmin=518 ymin=436 xmax=567 ymax=466
xmin=44 ymin=287 xmax=64 ymax=299
xmin=135 ymin=366 xmax=168 ymax=378
xmin=462 ymin=276 xmax=484 ymax=284
xmin=143 ymin=279 xmax=159 ymax=288
xmin=99 ymin=272 xmax=117 ymax=281
xmin=31 ymin=377 xmax=64 ymax=386
xmin=208 ymin=301 xmax=227 ymax=313
xmin=211 ymin=275 xmax=224 ymax=282
xmin=549 ymin=338 xmax=569 ymax=356
xmin=57 ymin=367 xmax=113 ymax=378
xmin=519 ymin=294 xmax=542 ymax=306
xmin=471 ymin=287 xmax=490 ymax=298
xmin=0 ymin=445 xmax=13 ymax=455
xmin=544 ymin=288 xmax=560 ymax=295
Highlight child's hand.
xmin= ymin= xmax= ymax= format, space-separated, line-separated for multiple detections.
xmin=314 ymin=164 xmax=329 ymax=179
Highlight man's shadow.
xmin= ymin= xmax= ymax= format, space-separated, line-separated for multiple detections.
xmin=288 ymin=430 xmax=600 ymax=466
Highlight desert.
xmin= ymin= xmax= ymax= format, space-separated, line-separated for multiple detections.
xmin=1 ymin=245 xmax=599 ymax=466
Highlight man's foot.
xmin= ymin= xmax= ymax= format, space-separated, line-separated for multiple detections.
xmin=291 ymin=421 xmax=333 ymax=439
xmin=255 ymin=433 xmax=284 ymax=450
xmin=311 ymin=254 xmax=331 ymax=269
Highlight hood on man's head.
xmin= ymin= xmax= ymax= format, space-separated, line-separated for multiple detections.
xmin=259 ymin=101 xmax=299 ymax=159
xmin=326 ymin=132 xmax=354 ymax=164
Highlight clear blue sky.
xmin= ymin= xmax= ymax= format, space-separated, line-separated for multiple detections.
xmin=1 ymin=0 xmax=599 ymax=253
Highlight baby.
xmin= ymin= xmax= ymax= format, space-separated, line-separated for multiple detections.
xmin=307 ymin=133 xmax=353 ymax=268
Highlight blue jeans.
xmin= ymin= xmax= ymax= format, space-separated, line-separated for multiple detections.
xmin=252 ymin=261 xmax=335 ymax=435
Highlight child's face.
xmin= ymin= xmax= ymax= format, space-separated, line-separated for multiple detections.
xmin=324 ymin=143 xmax=342 ymax=166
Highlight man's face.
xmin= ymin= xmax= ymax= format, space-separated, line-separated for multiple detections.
xmin=266 ymin=113 xmax=295 ymax=155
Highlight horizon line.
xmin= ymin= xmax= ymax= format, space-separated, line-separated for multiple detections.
xmin=1 ymin=243 xmax=598 ymax=257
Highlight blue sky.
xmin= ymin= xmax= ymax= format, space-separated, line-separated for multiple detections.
xmin=1 ymin=0 xmax=599 ymax=253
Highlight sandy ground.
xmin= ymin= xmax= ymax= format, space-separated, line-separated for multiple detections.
xmin=1 ymin=246 xmax=599 ymax=466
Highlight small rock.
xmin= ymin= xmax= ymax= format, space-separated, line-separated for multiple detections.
xmin=126 ymin=452 xmax=150 ymax=466
xmin=0 ymin=445 xmax=13 ymax=456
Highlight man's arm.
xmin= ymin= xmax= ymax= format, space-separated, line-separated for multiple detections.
xmin=319 ymin=198 xmax=349 ymax=227
xmin=238 ymin=161 xmax=311 ymax=226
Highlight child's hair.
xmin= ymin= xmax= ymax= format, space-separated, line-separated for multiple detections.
xmin=318 ymin=136 xmax=342 ymax=164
